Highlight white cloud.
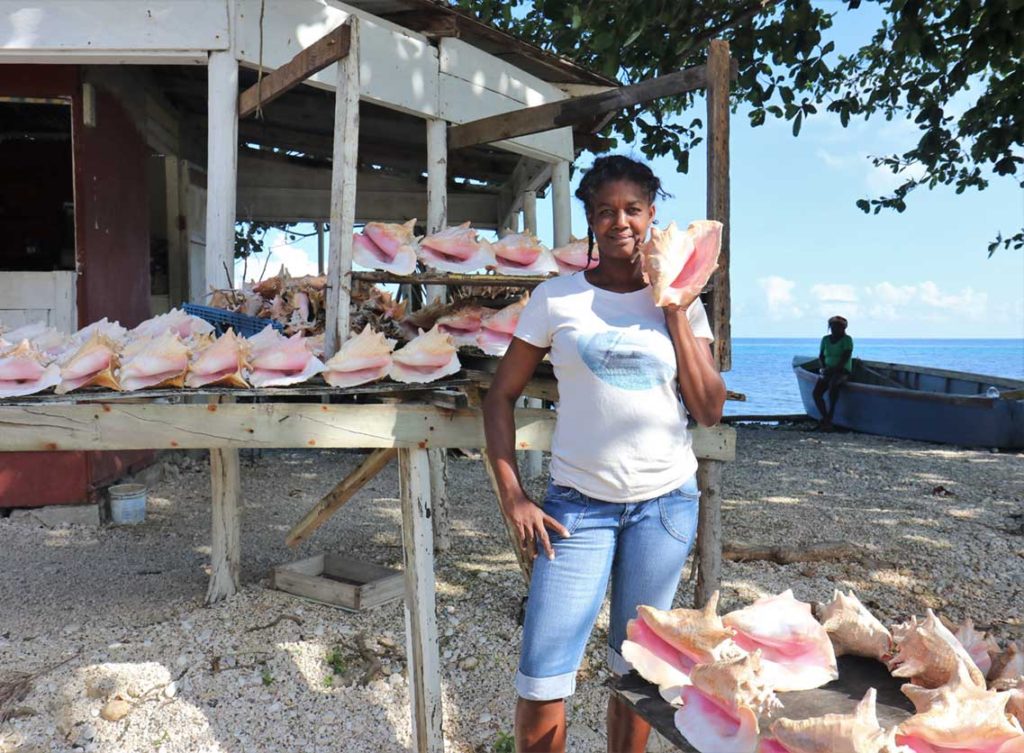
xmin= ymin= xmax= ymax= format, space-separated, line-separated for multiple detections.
xmin=811 ymin=283 xmax=859 ymax=303
xmin=758 ymin=276 xmax=803 ymax=319
xmin=867 ymin=282 xmax=917 ymax=306
xmin=238 ymin=232 xmax=319 ymax=284
xmin=866 ymin=160 xmax=928 ymax=195
xmin=816 ymin=148 xmax=853 ymax=170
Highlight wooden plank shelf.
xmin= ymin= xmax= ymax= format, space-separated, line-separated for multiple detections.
xmin=0 ymin=377 xmax=476 ymax=406
xmin=609 ymin=656 xmax=915 ymax=752
xmin=352 ymin=271 xmax=550 ymax=287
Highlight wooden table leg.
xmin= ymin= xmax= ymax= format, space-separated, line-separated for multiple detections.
xmin=399 ymin=447 xmax=444 ymax=752
xmin=206 ymin=446 xmax=241 ymax=604
xmin=695 ymin=458 xmax=723 ymax=608
xmin=427 ymin=448 xmax=450 ymax=553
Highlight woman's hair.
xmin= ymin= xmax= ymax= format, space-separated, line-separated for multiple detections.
xmin=574 ymin=155 xmax=670 ymax=266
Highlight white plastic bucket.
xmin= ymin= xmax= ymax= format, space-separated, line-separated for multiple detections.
xmin=108 ymin=484 xmax=147 ymax=525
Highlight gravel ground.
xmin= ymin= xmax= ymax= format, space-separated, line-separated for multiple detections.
xmin=0 ymin=426 xmax=1021 ymax=753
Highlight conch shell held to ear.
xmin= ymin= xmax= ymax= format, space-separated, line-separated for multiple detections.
xmin=816 ymin=590 xmax=893 ymax=660
xmin=639 ymin=220 xmax=722 ymax=307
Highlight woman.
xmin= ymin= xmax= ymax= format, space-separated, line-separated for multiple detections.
xmin=482 ymin=155 xmax=727 ymax=753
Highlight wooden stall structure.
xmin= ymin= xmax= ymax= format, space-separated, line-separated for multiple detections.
xmin=0 ymin=2 xmax=737 ymax=750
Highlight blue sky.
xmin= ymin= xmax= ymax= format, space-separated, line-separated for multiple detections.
xmin=239 ymin=4 xmax=1024 ymax=341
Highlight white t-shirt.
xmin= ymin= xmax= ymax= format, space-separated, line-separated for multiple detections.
xmin=514 ymin=273 xmax=714 ymax=503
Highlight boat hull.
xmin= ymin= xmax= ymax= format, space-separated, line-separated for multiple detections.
xmin=793 ymin=357 xmax=1024 ymax=449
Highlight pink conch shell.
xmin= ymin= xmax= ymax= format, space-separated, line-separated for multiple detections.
xmin=723 ymin=589 xmax=839 ymax=692
xmin=896 ymin=660 xmax=1024 ymax=752
xmin=622 ymin=613 xmax=698 ymax=695
xmin=0 ymin=340 xmax=62 ymax=398
xmin=476 ymin=294 xmax=529 ymax=356
xmin=389 ymin=326 xmax=461 ymax=384
xmin=322 ymin=326 xmax=395 ymax=388
xmin=355 ymin=219 xmax=418 ymax=275
xmin=56 ymin=334 xmax=122 ymax=393
xmin=674 ymin=651 xmax=783 ymax=753
xmin=401 ymin=298 xmax=449 ymax=340
xmin=817 ymin=590 xmax=893 ymax=660
xmin=417 ymin=222 xmax=495 ymax=273
xmin=640 ymin=220 xmax=722 ymax=307
xmin=766 ymin=688 xmax=907 ymax=753
xmin=551 ymin=237 xmax=598 ymax=274
xmin=435 ymin=304 xmax=489 ymax=348
xmin=72 ymin=317 xmax=127 ymax=346
xmin=248 ymin=331 xmax=325 ymax=387
xmin=491 ymin=232 xmax=558 ymax=276
xmin=185 ymin=329 xmax=250 ymax=388
xmin=2 ymin=321 xmax=48 ymax=343
xmin=634 ymin=592 xmax=740 ymax=665
xmin=130 ymin=308 xmax=214 ymax=340
xmin=990 ymin=643 xmax=1024 ymax=686
xmin=120 ymin=332 xmax=191 ymax=391
xmin=954 ymin=619 xmax=1000 ymax=678
xmin=30 ymin=327 xmax=73 ymax=362
xmin=887 ymin=609 xmax=987 ymax=689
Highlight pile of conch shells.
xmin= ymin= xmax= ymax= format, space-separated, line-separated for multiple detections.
xmin=621 ymin=588 xmax=1024 ymax=753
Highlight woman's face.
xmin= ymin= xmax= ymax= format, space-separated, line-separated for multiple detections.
xmin=587 ymin=179 xmax=656 ymax=260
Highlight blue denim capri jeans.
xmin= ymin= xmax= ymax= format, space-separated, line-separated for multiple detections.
xmin=515 ymin=475 xmax=700 ymax=701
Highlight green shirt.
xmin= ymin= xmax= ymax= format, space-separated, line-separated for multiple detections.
xmin=820 ymin=334 xmax=854 ymax=372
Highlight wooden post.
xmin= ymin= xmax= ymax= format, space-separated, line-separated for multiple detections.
xmin=551 ymin=160 xmax=572 ymax=247
xmin=694 ymin=459 xmax=723 ymax=608
xmin=324 ymin=18 xmax=359 ymax=358
xmin=164 ymin=156 xmax=187 ymax=307
xmin=398 ymin=447 xmax=444 ymax=753
xmin=424 ymin=118 xmax=448 ymax=304
xmin=316 ymin=222 xmax=325 ymax=276
xmin=706 ymin=39 xmax=731 ymax=372
xmin=521 ymin=190 xmax=543 ymax=479
xmin=206 ymin=398 xmax=242 ymax=605
xmin=205 ymin=50 xmax=239 ymax=291
xmin=424 ymin=117 xmax=451 ymax=552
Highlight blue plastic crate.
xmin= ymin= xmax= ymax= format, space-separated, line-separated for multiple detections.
xmin=183 ymin=303 xmax=284 ymax=338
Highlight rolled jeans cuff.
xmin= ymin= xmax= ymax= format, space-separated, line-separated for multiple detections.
xmin=607 ymin=644 xmax=632 ymax=676
xmin=514 ymin=668 xmax=577 ymax=701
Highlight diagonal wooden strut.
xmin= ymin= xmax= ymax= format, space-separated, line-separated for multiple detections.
xmin=286 ymin=448 xmax=396 ymax=548
xmin=448 ymin=63 xmax=712 ymax=150
xmin=238 ymin=22 xmax=352 ymax=119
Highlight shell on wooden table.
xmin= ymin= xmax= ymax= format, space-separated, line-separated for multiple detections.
xmin=887 ymin=609 xmax=987 ymax=689
xmin=816 ymin=589 xmax=893 ymax=660
xmin=766 ymin=688 xmax=909 ymax=753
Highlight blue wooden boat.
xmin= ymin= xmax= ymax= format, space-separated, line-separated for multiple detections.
xmin=793 ymin=356 xmax=1024 ymax=448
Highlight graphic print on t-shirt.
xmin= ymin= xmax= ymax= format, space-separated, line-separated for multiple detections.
xmin=576 ymin=328 xmax=675 ymax=390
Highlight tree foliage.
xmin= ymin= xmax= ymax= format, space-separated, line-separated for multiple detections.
xmin=456 ymin=0 xmax=1023 ymax=254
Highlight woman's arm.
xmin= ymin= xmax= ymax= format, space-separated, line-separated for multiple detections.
xmin=664 ymin=306 xmax=727 ymax=426
xmin=482 ymin=338 xmax=570 ymax=560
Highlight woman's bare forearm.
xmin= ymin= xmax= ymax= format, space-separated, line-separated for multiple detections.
xmin=483 ymin=391 xmax=527 ymax=503
xmin=665 ymin=310 xmax=726 ymax=426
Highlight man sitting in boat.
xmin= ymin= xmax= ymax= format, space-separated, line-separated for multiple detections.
xmin=813 ymin=315 xmax=853 ymax=430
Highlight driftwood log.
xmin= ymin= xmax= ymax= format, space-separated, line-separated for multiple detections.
xmin=722 ymin=540 xmax=856 ymax=565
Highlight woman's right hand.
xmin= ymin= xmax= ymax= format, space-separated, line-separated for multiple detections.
xmin=501 ymin=491 xmax=570 ymax=561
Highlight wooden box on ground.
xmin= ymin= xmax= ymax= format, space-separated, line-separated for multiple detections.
xmin=271 ymin=554 xmax=403 ymax=611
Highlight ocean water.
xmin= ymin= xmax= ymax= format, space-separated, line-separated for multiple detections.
xmin=723 ymin=338 xmax=1024 ymax=416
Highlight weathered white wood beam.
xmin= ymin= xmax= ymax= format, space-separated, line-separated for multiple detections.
xmin=398 ymin=447 xmax=444 ymax=752
xmin=424 ymin=118 xmax=448 ymax=305
xmin=0 ymin=403 xmax=737 ymax=459
xmin=0 ymin=0 xmax=226 ymax=63
xmin=695 ymin=459 xmax=724 ymax=608
xmin=551 ymin=161 xmax=572 ymax=247
xmin=206 ymin=397 xmax=241 ymax=605
xmin=520 ymin=189 xmax=543 ymax=479
xmin=324 ymin=17 xmax=360 ymax=358
xmin=205 ymin=50 xmax=239 ymax=291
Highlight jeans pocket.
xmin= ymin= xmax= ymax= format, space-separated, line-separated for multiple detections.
xmin=658 ymin=491 xmax=699 ymax=546
xmin=542 ymin=485 xmax=590 ymax=538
